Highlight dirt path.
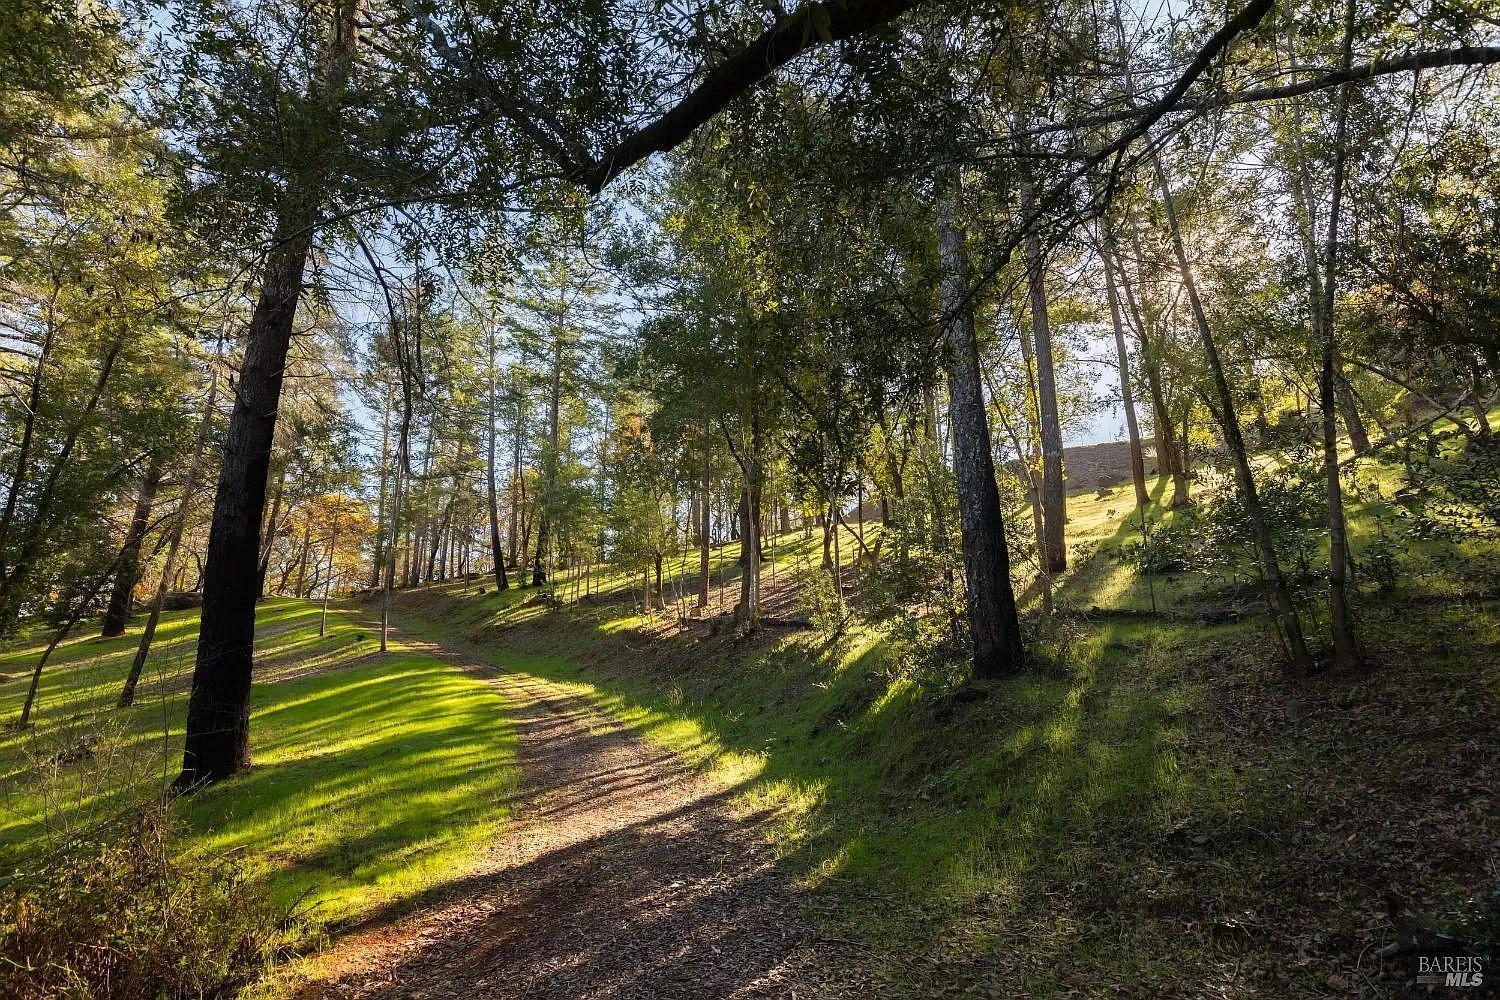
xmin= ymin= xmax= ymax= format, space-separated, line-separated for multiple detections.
xmin=300 ymin=626 xmax=844 ymax=1000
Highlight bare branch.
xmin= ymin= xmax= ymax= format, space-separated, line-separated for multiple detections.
xmin=1007 ymin=45 xmax=1500 ymax=144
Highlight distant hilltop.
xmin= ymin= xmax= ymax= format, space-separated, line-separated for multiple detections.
xmin=836 ymin=439 xmax=1159 ymax=525
xmin=1060 ymin=440 xmax=1158 ymax=493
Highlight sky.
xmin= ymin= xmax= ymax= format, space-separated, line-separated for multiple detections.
xmin=1070 ymin=329 xmax=1134 ymax=447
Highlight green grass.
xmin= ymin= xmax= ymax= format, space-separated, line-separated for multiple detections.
xmin=2 ymin=408 xmax=1492 ymax=994
xmin=390 ymin=567 xmax=1252 ymax=991
xmin=381 ymin=408 xmax=1499 ymax=993
xmin=0 ymin=598 xmax=519 ymax=928
xmin=180 ymin=652 xmax=518 ymax=923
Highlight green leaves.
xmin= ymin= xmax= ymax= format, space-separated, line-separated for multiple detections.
xmin=807 ymin=3 xmax=834 ymax=43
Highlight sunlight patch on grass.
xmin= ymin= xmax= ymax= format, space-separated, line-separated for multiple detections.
xmin=597 ymin=612 xmax=650 ymax=634
xmin=1 ymin=599 xmax=521 ymax=934
xmin=801 ymin=836 xmax=861 ymax=890
xmin=182 ymin=652 xmax=519 ymax=923
xmin=867 ymin=672 xmax=917 ymax=716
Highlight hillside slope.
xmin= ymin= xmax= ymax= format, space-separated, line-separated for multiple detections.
xmin=388 ymin=462 xmax=1499 ymax=997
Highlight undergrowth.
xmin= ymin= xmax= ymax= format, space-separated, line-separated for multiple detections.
xmin=0 ymin=792 xmax=297 ymax=999
xmin=387 ymin=423 xmax=1498 ymax=996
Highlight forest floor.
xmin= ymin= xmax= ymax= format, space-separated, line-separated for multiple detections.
xmin=325 ymin=420 xmax=1497 ymax=998
xmin=297 ymin=620 xmax=863 ymax=999
xmin=347 ymin=559 xmax=1497 ymax=1000
xmin=3 ymin=418 xmax=1496 ymax=998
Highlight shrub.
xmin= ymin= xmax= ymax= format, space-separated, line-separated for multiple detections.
xmin=855 ymin=490 xmax=968 ymax=677
xmin=793 ymin=558 xmax=847 ymax=640
xmin=1358 ymin=524 xmax=1403 ymax=592
xmin=0 ymin=798 xmax=299 ymax=999
xmin=1199 ymin=463 xmax=1326 ymax=587
xmin=1110 ymin=511 xmax=1201 ymax=574
xmin=1400 ymin=435 xmax=1500 ymax=542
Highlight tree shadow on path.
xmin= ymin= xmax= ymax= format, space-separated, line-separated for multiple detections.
xmin=299 ymin=628 xmax=862 ymax=1000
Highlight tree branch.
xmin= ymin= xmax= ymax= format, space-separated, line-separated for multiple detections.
xmin=575 ymin=0 xmax=919 ymax=192
xmin=399 ymin=0 xmax=591 ymax=173
xmin=945 ymin=0 xmax=1278 ymax=331
xmin=1007 ymin=46 xmax=1500 ymax=145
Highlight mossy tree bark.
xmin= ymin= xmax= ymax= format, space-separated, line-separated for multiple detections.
xmin=937 ymin=196 xmax=1026 ymax=678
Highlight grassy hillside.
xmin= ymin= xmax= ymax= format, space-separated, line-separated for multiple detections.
xmin=388 ymin=427 xmax=1499 ymax=994
xmin=0 ymin=599 xmax=519 ymax=929
xmin=2 ymin=416 xmax=1494 ymax=995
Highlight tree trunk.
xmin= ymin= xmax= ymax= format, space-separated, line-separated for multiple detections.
xmin=733 ymin=425 xmax=762 ymax=628
xmin=1116 ymin=237 xmax=1189 ymax=506
xmin=381 ymin=395 xmax=409 ymax=654
xmin=293 ymin=517 xmax=313 ymax=597
xmin=1336 ymin=374 xmax=1370 ymax=453
xmin=829 ymin=487 xmax=843 ymax=599
xmin=486 ymin=332 xmax=509 ymax=590
xmin=257 ymin=462 xmax=288 ymax=599
xmin=101 ymin=452 xmax=165 ymax=637
xmin=1152 ymin=153 xmax=1313 ymax=674
xmin=1317 ymin=0 xmax=1360 ymax=668
xmin=1020 ymin=182 xmax=1067 ymax=573
xmin=319 ymin=516 xmax=339 ymax=637
xmin=370 ymin=396 xmax=390 ymax=588
xmin=653 ymin=554 xmax=664 ymax=612
xmin=1013 ymin=301 xmax=1053 ymax=611
xmin=937 ymin=196 xmax=1026 ymax=678
xmin=821 ymin=503 xmax=833 ymax=570
xmin=179 ymin=0 xmax=363 ymax=783
xmin=697 ymin=424 xmax=711 ymax=609
xmin=178 ymin=221 xmax=315 ymax=787
xmin=736 ymin=489 xmax=750 ymax=567
xmin=400 ymin=517 xmax=414 ymax=588
xmin=1472 ymin=367 xmax=1493 ymax=438
xmin=532 ymin=334 xmax=563 ymax=587
xmin=121 ymin=358 xmax=220 ymax=708
xmin=1101 ymin=231 xmax=1149 ymax=509
xmin=427 ymin=490 xmax=453 ymax=583
xmin=510 ymin=390 xmax=525 ymax=571
xmin=1279 ymin=29 xmax=1372 ymax=466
